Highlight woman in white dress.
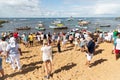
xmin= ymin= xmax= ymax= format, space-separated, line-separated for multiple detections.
xmin=41 ymin=40 xmax=52 ymax=79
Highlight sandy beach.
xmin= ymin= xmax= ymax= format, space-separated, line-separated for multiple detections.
xmin=1 ymin=42 xmax=120 ymax=80
xmin=0 ymin=0 xmax=120 ymax=79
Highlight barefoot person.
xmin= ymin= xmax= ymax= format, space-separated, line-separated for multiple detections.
xmin=85 ymin=35 xmax=95 ymax=67
xmin=6 ymin=37 xmax=22 ymax=71
xmin=41 ymin=40 xmax=52 ymax=79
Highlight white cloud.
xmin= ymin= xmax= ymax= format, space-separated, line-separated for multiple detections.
xmin=0 ymin=0 xmax=42 ymax=17
xmin=94 ymin=2 xmax=120 ymax=15
xmin=0 ymin=0 xmax=120 ymax=17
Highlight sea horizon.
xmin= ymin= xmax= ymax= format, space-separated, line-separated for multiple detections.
xmin=0 ymin=16 xmax=118 ymax=19
xmin=0 ymin=17 xmax=119 ymax=35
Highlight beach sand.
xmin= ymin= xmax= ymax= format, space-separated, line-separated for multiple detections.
xmin=1 ymin=42 xmax=120 ymax=80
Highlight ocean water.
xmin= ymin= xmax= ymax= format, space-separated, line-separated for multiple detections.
xmin=0 ymin=17 xmax=119 ymax=35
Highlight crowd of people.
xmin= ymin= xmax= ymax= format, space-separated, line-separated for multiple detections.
xmin=0 ymin=29 xmax=120 ymax=79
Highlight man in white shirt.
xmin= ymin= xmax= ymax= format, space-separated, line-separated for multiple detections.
xmin=6 ymin=39 xmax=22 ymax=71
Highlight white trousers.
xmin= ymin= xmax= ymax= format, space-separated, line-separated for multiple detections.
xmin=86 ymin=53 xmax=93 ymax=61
xmin=9 ymin=54 xmax=21 ymax=70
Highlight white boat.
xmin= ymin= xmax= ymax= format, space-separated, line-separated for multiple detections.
xmin=75 ymin=25 xmax=88 ymax=29
xmin=67 ymin=16 xmax=74 ymax=21
xmin=49 ymin=19 xmax=67 ymax=29
xmin=35 ymin=22 xmax=45 ymax=31
xmin=49 ymin=23 xmax=67 ymax=29
xmin=78 ymin=20 xmax=90 ymax=26
xmin=49 ymin=26 xmax=67 ymax=29
xmin=67 ymin=18 xmax=73 ymax=21
xmin=51 ymin=19 xmax=61 ymax=25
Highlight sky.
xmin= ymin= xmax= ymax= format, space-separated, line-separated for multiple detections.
xmin=0 ymin=0 xmax=120 ymax=17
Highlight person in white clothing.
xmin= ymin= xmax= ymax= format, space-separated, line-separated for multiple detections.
xmin=115 ymin=33 xmax=120 ymax=60
xmin=0 ymin=37 xmax=10 ymax=63
xmin=41 ymin=40 xmax=52 ymax=79
xmin=6 ymin=38 xmax=22 ymax=71
xmin=74 ymin=37 xmax=79 ymax=50
xmin=40 ymin=32 xmax=44 ymax=44
xmin=0 ymin=37 xmax=8 ymax=56
xmin=62 ymin=33 xmax=67 ymax=49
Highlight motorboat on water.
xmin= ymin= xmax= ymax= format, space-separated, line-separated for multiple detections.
xmin=67 ymin=16 xmax=74 ymax=21
xmin=99 ymin=24 xmax=110 ymax=27
xmin=16 ymin=26 xmax=31 ymax=30
xmin=49 ymin=20 xmax=67 ymax=29
xmin=49 ymin=23 xmax=67 ymax=29
xmin=75 ymin=25 xmax=88 ymax=29
xmin=78 ymin=20 xmax=90 ymax=26
xmin=35 ymin=21 xmax=45 ymax=31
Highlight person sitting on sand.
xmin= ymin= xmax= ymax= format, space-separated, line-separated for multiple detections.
xmin=41 ymin=40 xmax=52 ymax=79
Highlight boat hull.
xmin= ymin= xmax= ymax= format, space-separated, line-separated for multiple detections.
xmin=49 ymin=26 xmax=67 ymax=29
xmin=35 ymin=27 xmax=45 ymax=31
xmin=16 ymin=27 xmax=31 ymax=30
xmin=75 ymin=25 xmax=88 ymax=29
xmin=100 ymin=25 xmax=110 ymax=27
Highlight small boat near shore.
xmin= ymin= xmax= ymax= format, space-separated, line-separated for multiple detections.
xmin=35 ymin=23 xmax=45 ymax=31
xmin=115 ymin=17 xmax=120 ymax=20
xmin=75 ymin=25 xmax=88 ymax=29
xmin=16 ymin=26 xmax=31 ymax=30
xmin=35 ymin=27 xmax=45 ymax=31
xmin=49 ymin=25 xmax=67 ymax=29
xmin=67 ymin=16 xmax=74 ymax=21
xmin=49 ymin=20 xmax=67 ymax=29
xmin=78 ymin=20 xmax=90 ymax=26
xmin=100 ymin=25 xmax=110 ymax=27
